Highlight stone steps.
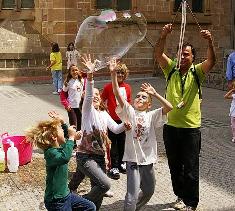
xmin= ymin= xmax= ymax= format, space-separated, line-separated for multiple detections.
xmin=0 ymin=68 xmax=154 ymax=84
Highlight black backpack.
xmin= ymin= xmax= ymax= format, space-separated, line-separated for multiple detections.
xmin=165 ymin=65 xmax=202 ymax=99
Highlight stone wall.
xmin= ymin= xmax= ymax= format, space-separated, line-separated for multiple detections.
xmin=0 ymin=0 xmax=234 ymax=88
xmin=0 ymin=19 xmax=51 ymax=83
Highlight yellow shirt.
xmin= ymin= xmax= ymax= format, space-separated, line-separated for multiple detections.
xmin=163 ymin=59 xmax=205 ymax=128
xmin=50 ymin=52 xmax=62 ymax=71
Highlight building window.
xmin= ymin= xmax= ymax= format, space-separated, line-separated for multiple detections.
xmin=2 ymin=0 xmax=14 ymax=8
xmin=1 ymin=0 xmax=34 ymax=9
xmin=96 ymin=0 xmax=132 ymax=10
xmin=117 ymin=0 xmax=131 ymax=10
xmin=174 ymin=0 xmax=203 ymax=13
xmin=192 ymin=0 xmax=203 ymax=12
xmin=21 ymin=0 xmax=34 ymax=8
xmin=96 ymin=0 xmax=112 ymax=9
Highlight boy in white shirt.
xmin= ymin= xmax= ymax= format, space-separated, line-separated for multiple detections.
xmin=109 ymin=59 xmax=173 ymax=211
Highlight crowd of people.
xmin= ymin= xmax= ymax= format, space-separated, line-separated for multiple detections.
xmin=27 ymin=23 xmax=217 ymax=211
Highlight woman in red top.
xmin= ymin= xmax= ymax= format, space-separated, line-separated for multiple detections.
xmin=101 ymin=62 xmax=132 ymax=179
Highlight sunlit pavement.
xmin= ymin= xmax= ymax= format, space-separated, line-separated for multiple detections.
xmin=0 ymin=77 xmax=234 ymax=211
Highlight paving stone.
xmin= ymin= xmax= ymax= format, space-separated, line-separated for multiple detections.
xmin=0 ymin=77 xmax=234 ymax=211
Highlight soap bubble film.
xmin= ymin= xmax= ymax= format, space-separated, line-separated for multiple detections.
xmin=75 ymin=9 xmax=147 ymax=71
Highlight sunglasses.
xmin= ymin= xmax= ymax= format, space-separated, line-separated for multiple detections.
xmin=117 ymin=71 xmax=125 ymax=75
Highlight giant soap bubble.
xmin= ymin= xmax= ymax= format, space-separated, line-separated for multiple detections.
xmin=75 ymin=9 xmax=147 ymax=71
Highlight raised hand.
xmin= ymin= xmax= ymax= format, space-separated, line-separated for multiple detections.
xmin=124 ymin=122 xmax=132 ymax=131
xmin=48 ymin=110 xmax=64 ymax=124
xmin=141 ymin=83 xmax=156 ymax=96
xmin=200 ymin=30 xmax=212 ymax=41
xmin=81 ymin=54 xmax=96 ymax=73
xmin=68 ymin=125 xmax=77 ymax=140
xmin=65 ymin=105 xmax=71 ymax=112
xmin=161 ymin=24 xmax=173 ymax=39
xmin=108 ymin=58 xmax=118 ymax=73
xmin=75 ymin=130 xmax=83 ymax=140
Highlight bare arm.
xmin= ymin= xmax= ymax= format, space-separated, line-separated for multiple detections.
xmin=106 ymin=113 xmax=125 ymax=134
xmin=80 ymin=54 xmax=95 ymax=113
xmin=200 ymin=30 xmax=216 ymax=73
xmin=224 ymin=88 xmax=235 ymax=99
xmin=155 ymin=24 xmax=172 ymax=70
xmin=109 ymin=59 xmax=125 ymax=108
xmin=141 ymin=83 xmax=173 ymax=115
xmin=47 ymin=60 xmax=56 ymax=70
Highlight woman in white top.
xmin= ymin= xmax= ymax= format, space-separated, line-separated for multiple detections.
xmin=69 ymin=55 xmax=130 ymax=210
xmin=66 ymin=42 xmax=80 ymax=70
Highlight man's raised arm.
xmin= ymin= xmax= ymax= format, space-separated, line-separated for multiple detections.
xmin=155 ymin=24 xmax=172 ymax=70
xmin=200 ymin=30 xmax=216 ymax=73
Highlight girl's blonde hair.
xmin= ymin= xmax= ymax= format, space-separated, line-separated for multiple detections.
xmin=25 ymin=119 xmax=61 ymax=150
xmin=116 ymin=62 xmax=129 ymax=79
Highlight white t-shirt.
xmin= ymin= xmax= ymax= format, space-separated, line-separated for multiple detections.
xmin=77 ymin=80 xmax=125 ymax=155
xmin=63 ymin=78 xmax=84 ymax=108
xmin=230 ymin=94 xmax=235 ymax=117
xmin=116 ymin=101 xmax=167 ymax=165
xmin=66 ymin=50 xmax=80 ymax=69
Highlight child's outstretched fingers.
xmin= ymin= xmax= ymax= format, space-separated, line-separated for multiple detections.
xmin=48 ymin=111 xmax=64 ymax=123
xmin=141 ymin=83 xmax=151 ymax=92
xmin=141 ymin=83 xmax=148 ymax=90
xmin=48 ymin=110 xmax=57 ymax=118
xmin=81 ymin=54 xmax=96 ymax=72
xmin=141 ymin=83 xmax=156 ymax=96
xmin=108 ymin=58 xmax=118 ymax=72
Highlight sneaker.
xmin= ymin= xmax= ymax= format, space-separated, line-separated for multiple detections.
xmin=104 ymin=190 xmax=114 ymax=197
xmin=119 ymin=162 xmax=126 ymax=174
xmin=172 ymin=198 xmax=186 ymax=210
xmin=184 ymin=206 xmax=197 ymax=211
xmin=108 ymin=168 xmax=120 ymax=180
xmin=52 ymin=91 xmax=59 ymax=95
xmin=232 ymin=138 xmax=235 ymax=143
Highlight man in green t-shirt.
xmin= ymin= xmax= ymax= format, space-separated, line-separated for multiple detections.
xmin=155 ymin=24 xmax=216 ymax=211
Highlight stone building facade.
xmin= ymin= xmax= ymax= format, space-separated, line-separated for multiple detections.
xmin=0 ymin=0 xmax=234 ymax=89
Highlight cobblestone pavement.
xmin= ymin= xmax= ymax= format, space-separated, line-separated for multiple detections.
xmin=0 ymin=77 xmax=234 ymax=211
